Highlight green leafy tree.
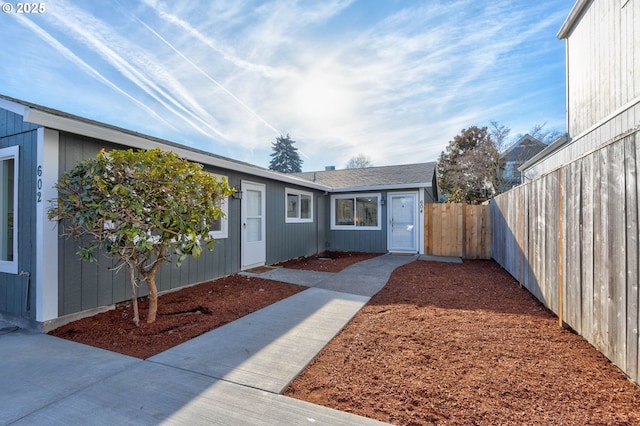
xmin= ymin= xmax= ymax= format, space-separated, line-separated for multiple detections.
xmin=48 ymin=148 xmax=234 ymax=326
xmin=269 ymin=134 xmax=303 ymax=173
xmin=437 ymin=126 xmax=502 ymax=204
xmin=346 ymin=153 xmax=373 ymax=169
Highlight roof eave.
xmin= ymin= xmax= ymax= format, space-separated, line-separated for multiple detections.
xmin=330 ymin=182 xmax=432 ymax=193
xmin=21 ymin=107 xmax=330 ymax=191
xmin=557 ymin=0 xmax=591 ymax=39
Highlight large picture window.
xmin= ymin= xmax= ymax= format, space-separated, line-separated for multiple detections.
xmin=331 ymin=193 xmax=381 ymax=230
xmin=285 ymin=188 xmax=313 ymax=223
xmin=208 ymin=174 xmax=229 ymax=239
xmin=0 ymin=146 xmax=18 ymax=274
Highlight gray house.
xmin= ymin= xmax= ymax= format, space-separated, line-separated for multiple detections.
xmin=0 ymin=95 xmax=438 ymax=331
xmin=500 ymin=134 xmax=546 ymax=188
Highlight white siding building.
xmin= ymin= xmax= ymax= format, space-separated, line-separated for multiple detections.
xmin=522 ymin=0 xmax=640 ymax=179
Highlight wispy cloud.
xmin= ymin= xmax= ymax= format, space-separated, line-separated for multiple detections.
xmin=48 ymin=0 xmax=229 ymax=140
xmin=9 ymin=12 xmax=178 ymax=131
xmin=0 ymin=0 xmax=570 ymax=170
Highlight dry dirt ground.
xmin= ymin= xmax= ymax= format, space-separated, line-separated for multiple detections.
xmin=50 ymin=253 xmax=640 ymax=425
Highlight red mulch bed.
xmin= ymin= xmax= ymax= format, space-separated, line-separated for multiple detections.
xmin=48 ymin=251 xmax=374 ymax=359
xmin=284 ymin=260 xmax=640 ymax=425
xmin=273 ymin=251 xmax=382 ymax=272
xmin=49 ymin=275 xmax=305 ymax=359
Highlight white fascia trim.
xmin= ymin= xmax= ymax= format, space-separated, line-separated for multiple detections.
xmin=557 ymin=0 xmax=591 ymax=39
xmin=22 ymin=108 xmax=330 ymax=192
xmin=330 ymin=182 xmax=431 ymax=193
xmin=36 ymin=128 xmax=59 ymax=322
xmin=0 ymin=98 xmax=28 ymax=116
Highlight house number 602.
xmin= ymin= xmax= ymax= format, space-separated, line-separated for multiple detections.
xmin=36 ymin=165 xmax=43 ymax=203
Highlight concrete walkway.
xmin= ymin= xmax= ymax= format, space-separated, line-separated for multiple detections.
xmin=0 ymin=254 xmax=416 ymax=425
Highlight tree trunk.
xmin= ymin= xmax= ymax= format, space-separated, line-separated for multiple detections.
xmin=146 ymin=270 xmax=158 ymax=323
xmin=129 ymin=265 xmax=140 ymax=327
xmin=145 ymin=247 xmax=166 ymax=324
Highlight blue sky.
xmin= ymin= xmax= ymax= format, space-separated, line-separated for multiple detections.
xmin=0 ymin=0 xmax=573 ymax=171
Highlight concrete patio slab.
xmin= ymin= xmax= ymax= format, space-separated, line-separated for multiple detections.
xmin=12 ymin=362 xmax=387 ymax=425
xmin=418 ymin=254 xmax=463 ymax=263
xmin=0 ymin=331 xmax=140 ymax=425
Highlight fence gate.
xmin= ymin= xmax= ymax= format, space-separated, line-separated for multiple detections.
xmin=424 ymin=203 xmax=491 ymax=259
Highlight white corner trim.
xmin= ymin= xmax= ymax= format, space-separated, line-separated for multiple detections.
xmin=35 ymin=128 xmax=59 ymax=322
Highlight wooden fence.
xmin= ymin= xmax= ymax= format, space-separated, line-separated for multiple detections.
xmin=491 ymin=129 xmax=639 ymax=385
xmin=424 ymin=203 xmax=491 ymax=259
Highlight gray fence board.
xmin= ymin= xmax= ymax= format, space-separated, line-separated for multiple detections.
xmin=593 ymin=147 xmax=607 ymax=353
xmin=609 ymin=142 xmax=627 ymax=369
xmin=565 ymin=160 xmax=582 ymax=333
xmin=581 ymin=154 xmax=595 ymax=343
xmin=625 ymin=134 xmax=639 ymax=382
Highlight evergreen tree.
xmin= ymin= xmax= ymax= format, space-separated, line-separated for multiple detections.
xmin=269 ymin=134 xmax=303 ymax=173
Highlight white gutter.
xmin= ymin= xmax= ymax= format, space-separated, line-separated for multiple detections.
xmin=557 ymin=0 xmax=591 ymax=39
xmin=330 ymin=182 xmax=431 ymax=193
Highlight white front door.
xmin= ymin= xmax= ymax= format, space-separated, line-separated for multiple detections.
xmin=241 ymin=181 xmax=266 ymax=269
xmin=388 ymin=192 xmax=418 ymax=252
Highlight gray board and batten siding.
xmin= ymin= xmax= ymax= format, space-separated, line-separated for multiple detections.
xmin=0 ymin=108 xmax=39 ymax=323
xmin=56 ymin=132 xmax=321 ymax=319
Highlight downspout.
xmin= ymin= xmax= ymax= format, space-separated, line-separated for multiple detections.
xmin=19 ymin=271 xmax=31 ymax=312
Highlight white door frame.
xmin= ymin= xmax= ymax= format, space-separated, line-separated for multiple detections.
xmin=241 ymin=181 xmax=266 ymax=270
xmin=387 ymin=191 xmax=421 ymax=253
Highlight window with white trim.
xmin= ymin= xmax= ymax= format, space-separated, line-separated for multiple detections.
xmin=209 ymin=174 xmax=229 ymax=239
xmin=331 ymin=193 xmax=381 ymax=230
xmin=0 ymin=146 xmax=19 ymax=274
xmin=285 ymin=188 xmax=313 ymax=223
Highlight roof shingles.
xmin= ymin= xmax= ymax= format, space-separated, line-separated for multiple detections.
xmin=294 ymin=162 xmax=436 ymax=190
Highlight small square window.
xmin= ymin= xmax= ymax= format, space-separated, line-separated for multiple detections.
xmin=285 ymin=188 xmax=314 ymax=223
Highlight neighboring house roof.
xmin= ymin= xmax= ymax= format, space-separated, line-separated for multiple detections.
xmin=294 ymin=162 xmax=437 ymax=192
xmin=519 ymin=134 xmax=570 ymax=172
xmin=502 ymin=134 xmax=547 ymax=163
xmin=0 ymin=94 xmax=327 ymax=191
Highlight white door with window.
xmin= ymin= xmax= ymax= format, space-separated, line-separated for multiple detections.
xmin=241 ymin=181 xmax=266 ymax=269
xmin=388 ymin=192 xmax=418 ymax=253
